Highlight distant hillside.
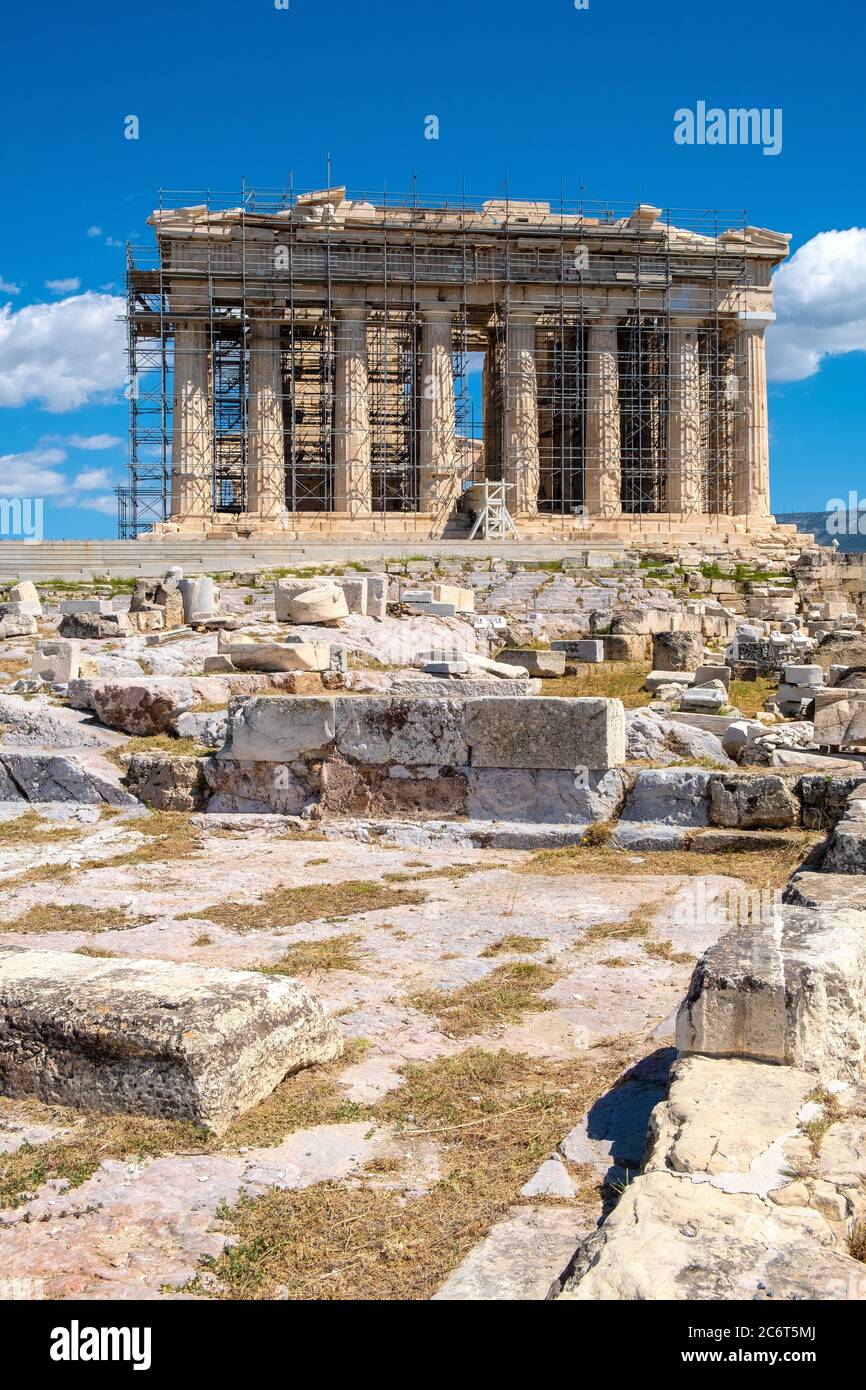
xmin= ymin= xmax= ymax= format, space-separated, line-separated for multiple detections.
xmin=776 ymin=511 xmax=866 ymax=553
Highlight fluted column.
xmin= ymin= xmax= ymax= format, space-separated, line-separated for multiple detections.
xmin=246 ymin=305 xmax=288 ymax=522
xmin=667 ymin=320 xmax=704 ymax=517
xmin=419 ymin=308 xmax=458 ymax=514
xmin=583 ymin=317 xmax=621 ymax=518
xmin=333 ymin=306 xmax=372 ymax=517
xmin=170 ymin=320 xmax=212 ymax=521
xmin=733 ymin=314 xmax=773 ymax=517
xmin=504 ymin=309 xmax=540 ymax=515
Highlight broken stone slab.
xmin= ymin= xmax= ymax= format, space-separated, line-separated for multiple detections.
xmin=0 ymin=946 xmax=342 ymax=1133
xmin=460 ymin=653 xmax=532 ymax=680
xmin=286 ymin=585 xmax=349 ymax=626
xmin=679 ymin=686 xmax=726 ymax=713
xmin=219 ymin=696 xmax=336 ymax=763
xmin=694 ymin=663 xmax=731 ymax=690
xmin=551 ymin=638 xmax=604 ymax=663
xmin=90 ymin=679 xmax=196 ymax=735
xmin=620 ymin=768 xmax=711 ymax=826
xmin=676 ymin=904 xmax=866 ymax=1081
xmin=610 ymin=822 xmax=688 ymax=851
xmin=58 ymin=612 xmax=131 ymax=640
xmin=433 ymin=1205 xmax=586 ymax=1302
xmin=466 ymin=767 xmax=626 ymax=825
xmin=178 ymin=576 xmax=217 ymax=623
xmin=785 ymin=872 xmax=866 ymax=910
xmin=708 ymin=773 xmax=800 ymax=829
xmin=0 ymin=750 xmax=137 ymax=807
xmin=496 ymin=648 xmax=566 ymax=678
xmin=644 ymin=669 xmax=693 ymax=693
xmin=651 ymin=630 xmax=705 ymax=672
xmin=814 ymin=693 xmax=866 ymax=748
xmin=58 ymin=599 xmax=114 ymax=615
xmin=558 ymin=1053 xmax=865 ymax=1301
xmin=31 ymin=639 xmax=80 ymax=684
xmin=465 ymin=696 xmax=626 ymax=771
xmin=9 ymin=581 xmax=42 ymax=617
xmin=218 ymin=636 xmax=330 ymax=674
xmin=823 ymin=820 xmax=866 ymax=874
xmin=335 ymin=696 xmax=469 ymax=767
xmin=123 ymin=752 xmax=208 ymax=811
xmin=0 ymin=614 xmax=38 ymax=640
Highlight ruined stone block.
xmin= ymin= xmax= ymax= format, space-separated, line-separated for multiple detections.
xmin=335 ymin=696 xmax=468 ymax=767
xmin=676 ymin=905 xmax=866 ymax=1081
xmin=0 ymin=946 xmax=342 ymax=1133
xmin=465 ymin=696 xmax=625 ymax=771
xmin=219 ymin=696 xmax=336 ymax=762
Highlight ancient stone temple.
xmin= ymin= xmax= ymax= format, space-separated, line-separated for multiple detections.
xmin=123 ymin=186 xmax=789 ymax=542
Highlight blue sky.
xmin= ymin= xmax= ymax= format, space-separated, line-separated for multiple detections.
xmin=1 ymin=0 xmax=864 ymax=538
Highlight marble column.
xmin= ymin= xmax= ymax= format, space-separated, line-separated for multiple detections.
xmin=170 ymin=320 xmax=213 ymax=521
xmin=246 ymin=305 xmax=288 ymax=522
xmin=503 ymin=309 xmax=540 ymax=516
xmin=666 ymin=320 xmax=704 ymax=517
xmin=733 ymin=314 xmax=773 ymax=517
xmin=583 ymin=317 xmax=621 ymax=518
xmin=419 ymin=308 xmax=458 ymax=514
xmin=333 ymin=306 xmax=372 ymax=517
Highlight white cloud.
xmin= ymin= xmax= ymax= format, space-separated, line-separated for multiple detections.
xmin=86 ymin=226 xmax=103 ymax=238
xmin=71 ymin=467 xmax=114 ymax=490
xmin=0 ymin=292 xmax=126 ymax=411
xmin=41 ymin=432 xmax=123 ymax=451
xmin=44 ymin=277 xmax=82 ymax=294
xmin=0 ymin=447 xmax=118 ymax=511
xmin=78 ymin=494 xmax=117 ymax=516
xmin=767 ymin=228 xmax=866 ymax=382
xmin=0 ymin=278 xmax=21 ymax=296
xmin=104 ymin=237 xmax=123 ymax=249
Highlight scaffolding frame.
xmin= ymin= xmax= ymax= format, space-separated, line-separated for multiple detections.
xmin=121 ymin=184 xmax=752 ymax=537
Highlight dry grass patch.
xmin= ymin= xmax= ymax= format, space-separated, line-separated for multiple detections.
xmin=578 ymin=906 xmax=655 ymax=948
xmin=407 ymin=961 xmax=559 ymax=1038
xmin=539 ymin=662 xmax=651 ymax=708
xmin=186 ymin=879 xmax=426 ymax=933
xmin=260 ymin=933 xmax=366 ymax=976
xmin=1 ymin=903 xmax=142 ymax=935
xmin=520 ymin=837 xmax=818 ymax=893
xmin=79 ymin=811 xmax=205 ymax=871
xmin=480 ymin=934 xmax=547 ymax=957
xmin=108 ymin=736 xmax=208 ymax=765
xmin=728 ymin=677 xmax=778 ymax=720
xmin=643 ymin=940 xmax=696 ymax=965
xmin=383 ymin=863 xmax=494 ymax=884
xmin=849 ymin=1220 xmax=866 ymax=1263
xmin=192 ymin=1042 xmax=639 ymax=1301
xmin=0 ymin=812 xmax=83 ymax=845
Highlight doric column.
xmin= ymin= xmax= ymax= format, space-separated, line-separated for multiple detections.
xmin=419 ymin=308 xmax=458 ymax=514
xmin=583 ymin=317 xmax=621 ymax=518
xmin=503 ymin=309 xmax=540 ymax=515
xmin=666 ymin=320 xmax=704 ymax=517
xmin=170 ymin=320 xmax=212 ymax=521
xmin=536 ymin=330 xmax=554 ymax=502
xmin=733 ymin=313 xmax=773 ymax=516
xmin=246 ymin=305 xmax=288 ymax=521
xmin=333 ymin=306 xmax=372 ymax=517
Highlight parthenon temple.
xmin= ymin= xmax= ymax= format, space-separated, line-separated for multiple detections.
xmin=123 ymin=186 xmax=790 ymax=542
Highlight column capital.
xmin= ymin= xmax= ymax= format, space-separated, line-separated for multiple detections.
xmin=587 ymin=314 xmax=621 ymax=331
xmin=507 ymin=307 xmax=540 ymax=326
xmin=670 ymin=315 xmax=705 ymax=331
xmin=736 ymin=311 xmax=776 ymax=332
xmin=420 ymin=305 xmax=455 ymax=322
xmin=333 ymin=302 xmax=368 ymax=320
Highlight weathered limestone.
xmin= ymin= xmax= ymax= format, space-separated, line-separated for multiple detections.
xmin=170 ymin=319 xmax=212 ymax=521
xmin=676 ymin=905 xmax=866 ymax=1081
xmin=583 ymin=318 xmax=621 ymax=518
xmin=620 ymin=768 xmax=711 ymax=826
xmin=0 ymin=946 xmax=342 ymax=1133
xmin=124 ymin=752 xmax=208 ymax=811
xmin=503 ymin=310 xmax=540 ymax=516
xmin=814 ymin=690 xmax=866 ymax=748
xmin=221 ymin=696 xmax=336 ymax=763
xmin=90 ymin=679 xmax=196 ymax=735
xmin=733 ymin=314 xmax=773 ymax=517
xmin=335 ymin=697 xmax=468 ymax=767
xmin=666 ymin=322 xmax=703 ymax=518
xmin=560 ymin=1055 xmax=864 ymax=1302
xmin=708 ymin=773 xmax=799 ymax=829
xmin=333 ymin=307 xmax=371 ymax=517
xmin=496 ymin=648 xmax=566 ymax=678
xmin=464 ymin=696 xmax=625 ymax=771
xmin=178 ymin=575 xmax=217 ymax=623
xmin=652 ymin=630 xmax=704 ymax=672
xmin=419 ymin=309 xmax=458 ymax=515
xmin=246 ymin=307 xmax=289 ymax=523
xmin=286 ymin=585 xmax=349 ymax=626
xmin=31 ymin=639 xmax=80 ymax=685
